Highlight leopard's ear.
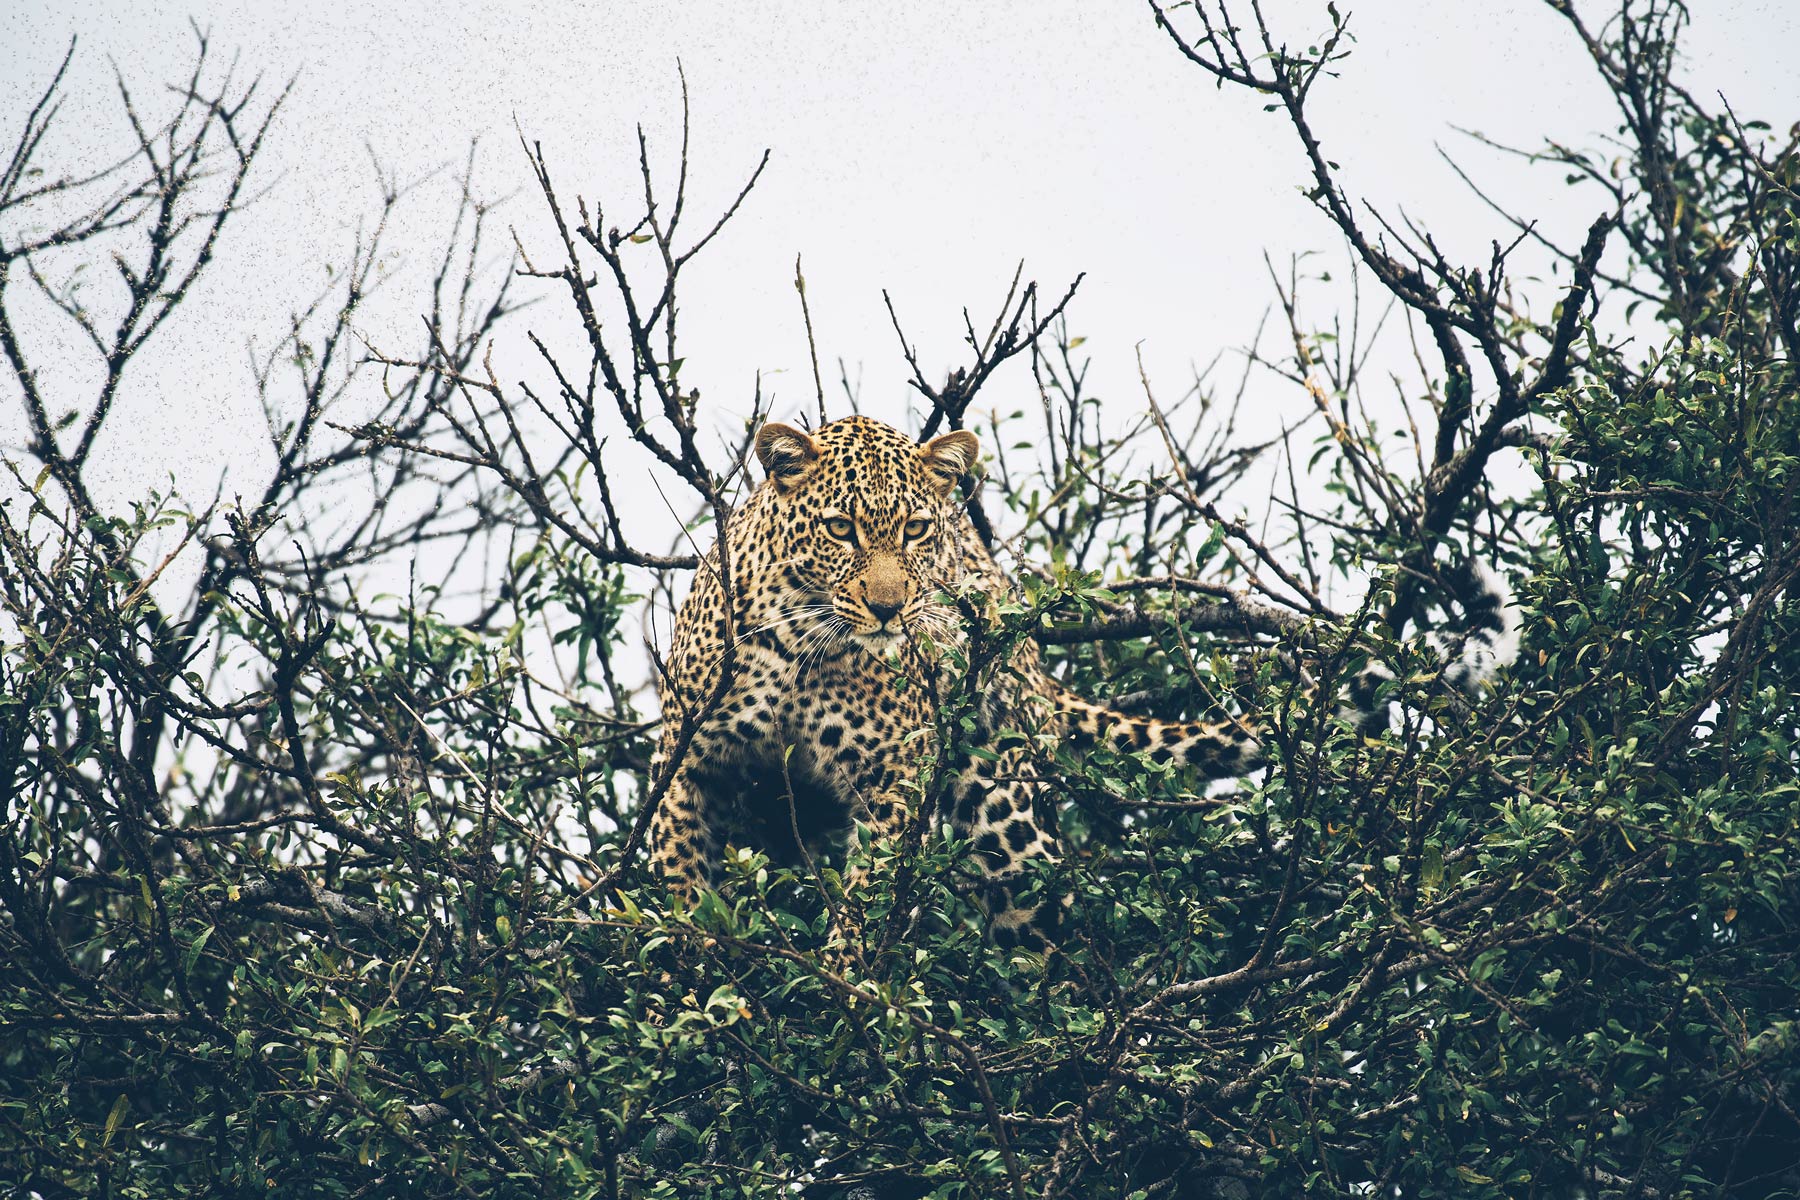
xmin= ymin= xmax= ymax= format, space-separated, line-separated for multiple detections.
xmin=755 ymin=422 xmax=821 ymax=491
xmin=919 ymin=430 xmax=979 ymax=495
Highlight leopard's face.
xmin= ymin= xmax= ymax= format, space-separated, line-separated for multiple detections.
xmin=753 ymin=415 xmax=978 ymax=651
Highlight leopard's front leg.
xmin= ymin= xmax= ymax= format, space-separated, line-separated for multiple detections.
xmin=647 ymin=636 xmax=786 ymax=900
xmin=647 ymin=769 xmax=729 ymax=902
xmin=822 ymin=757 xmax=926 ymax=957
xmin=947 ymin=746 xmax=1066 ymax=949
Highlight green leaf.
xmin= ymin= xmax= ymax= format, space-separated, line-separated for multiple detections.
xmin=102 ymin=1093 xmax=131 ymax=1147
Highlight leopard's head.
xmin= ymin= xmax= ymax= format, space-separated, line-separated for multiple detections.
xmin=753 ymin=415 xmax=978 ymax=651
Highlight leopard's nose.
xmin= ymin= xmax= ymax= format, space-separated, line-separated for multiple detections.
xmin=866 ymin=597 xmax=903 ymax=626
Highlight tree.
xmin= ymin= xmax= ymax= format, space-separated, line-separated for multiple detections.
xmin=3 ymin=2 xmax=1797 ymax=1196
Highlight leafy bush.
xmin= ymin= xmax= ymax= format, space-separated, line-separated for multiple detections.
xmin=3 ymin=3 xmax=1797 ymax=1197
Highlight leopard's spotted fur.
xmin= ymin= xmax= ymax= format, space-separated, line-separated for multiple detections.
xmin=648 ymin=415 xmax=1516 ymax=946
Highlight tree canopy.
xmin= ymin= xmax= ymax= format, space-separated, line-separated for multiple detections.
xmin=3 ymin=3 xmax=1798 ymax=1197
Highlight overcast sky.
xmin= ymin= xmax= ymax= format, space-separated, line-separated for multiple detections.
xmin=4 ymin=0 xmax=1798 ymax=609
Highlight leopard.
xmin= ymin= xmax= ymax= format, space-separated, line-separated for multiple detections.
xmin=647 ymin=414 xmax=1519 ymax=947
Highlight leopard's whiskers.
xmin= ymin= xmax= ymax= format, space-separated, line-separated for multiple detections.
xmin=696 ymin=601 xmax=837 ymax=676
xmin=910 ymin=606 xmax=961 ymax=649
xmin=785 ymin=612 xmax=849 ymax=688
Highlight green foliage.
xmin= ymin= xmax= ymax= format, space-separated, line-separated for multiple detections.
xmin=4 ymin=2 xmax=1799 ymax=1197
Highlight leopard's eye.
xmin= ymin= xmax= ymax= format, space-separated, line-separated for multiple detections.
xmin=825 ymin=516 xmax=854 ymax=541
xmin=903 ymin=518 xmax=930 ymax=541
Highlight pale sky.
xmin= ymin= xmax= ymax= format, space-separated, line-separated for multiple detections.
xmin=4 ymin=1 xmax=1797 ymax=615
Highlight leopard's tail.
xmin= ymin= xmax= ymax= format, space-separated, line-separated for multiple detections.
xmin=1052 ymin=691 xmax=1264 ymax=779
xmin=1053 ymin=563 xmax=1519 ymax=774
xmin=1342 ymin=561 xmax=1521 ymax=731
xmin=1432 ymin=561 xmax=1522 ymax=692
